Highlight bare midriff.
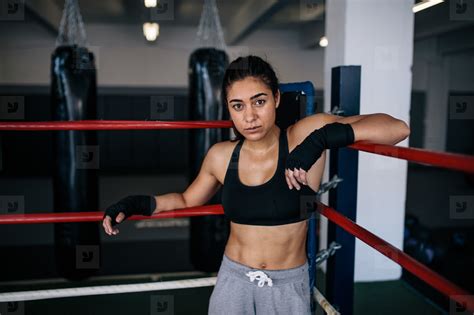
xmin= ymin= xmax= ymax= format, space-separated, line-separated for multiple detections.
xmin=224 ymin=219 xmax=308 ymax=270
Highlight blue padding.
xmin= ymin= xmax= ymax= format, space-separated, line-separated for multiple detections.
xmin=279 ymin=81 xmax=317 ymax=312
xmin=279 ymin=81 xmax=315 ymax=116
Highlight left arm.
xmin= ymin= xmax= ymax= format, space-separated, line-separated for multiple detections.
xmin=285 ymin=113 xmax=411 ymax=190
xmin=324 ymin=112 xmax=410 ymax=145
xmin=292 ymin=112 xmax=410 ymax=146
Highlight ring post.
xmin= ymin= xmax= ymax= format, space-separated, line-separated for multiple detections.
xmin=279 ymin=81 xmax=318 ymax=313
xmin=279 ymin=81 xmax=315 ymax=116
xmin=327 ymin=66 xmax=361 ymax=315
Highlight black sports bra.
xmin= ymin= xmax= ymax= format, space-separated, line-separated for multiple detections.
xmin=221 ymin=127 xmax=315 ymax=226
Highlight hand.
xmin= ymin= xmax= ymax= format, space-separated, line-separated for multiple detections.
xmin=284 ymin=122 xmax=355 ymax=190
xmin=102 ymin=195 xmax=156 ymax=236
xmin=285 ymin=167 xmax=308 ymax=190
xmin=284 ymin=137 xmax=323 ymax=191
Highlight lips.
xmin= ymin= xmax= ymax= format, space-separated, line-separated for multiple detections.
xmin=246 ymin=126 xmax=261 ymax=130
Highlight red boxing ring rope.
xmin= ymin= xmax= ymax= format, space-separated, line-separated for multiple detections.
xmin=1 ymin=120 xmax=473 ymax=173
xmin=350 ymin=141 xmax=474 ymax=174
xmin=316 ymin=201 xmax=474 ymax=312
xmin=0 ymin=120 xmax=233 ymax=130
xmin=0 ymin=205 xmax=224 ymax=225
xmin=0 ymin=203 xmax=473 ymax=311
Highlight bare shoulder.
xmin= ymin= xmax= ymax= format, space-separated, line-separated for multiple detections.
xmin=206 ymin=140 xmax=239 ymax=184
xmin=208 ymin=140 xmax=237 ymax=159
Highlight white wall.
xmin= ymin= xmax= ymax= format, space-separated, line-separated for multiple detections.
xmin=0 ymin=21 xmax=325 ymax=89
xmin=323 ymin=0 xmax=413 ymax=283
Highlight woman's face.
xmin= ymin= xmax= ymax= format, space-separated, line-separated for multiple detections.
xmin=226 ymin=76 xmax=280 ymax=139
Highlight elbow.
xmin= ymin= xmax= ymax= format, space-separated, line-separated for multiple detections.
xmin=396 ymin=120 xmax=410 ymax=143
xmin=401 ymin=120 xmax=411 ymax=138
xmin=180 ymin=193 xmax=189 ymax=209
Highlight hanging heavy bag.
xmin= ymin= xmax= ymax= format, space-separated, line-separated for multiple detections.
xmin=51 ymin=45 xmax=100 ymax=281
xmin=188 ymin=48 xmax=230 ymax=272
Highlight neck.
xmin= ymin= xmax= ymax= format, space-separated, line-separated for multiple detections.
xmin=243 ymin=125 xmax=280 ymax=154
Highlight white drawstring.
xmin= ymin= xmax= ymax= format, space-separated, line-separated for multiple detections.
xmin=245 ymin=270 xmax=273 ymax=287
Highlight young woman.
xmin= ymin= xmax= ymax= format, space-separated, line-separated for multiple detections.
xmin=102 ymin=56 xmax=410 ymax=314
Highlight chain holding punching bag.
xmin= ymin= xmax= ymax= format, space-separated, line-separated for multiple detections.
xmin=188 ymin=48 xmax=229 ymax=272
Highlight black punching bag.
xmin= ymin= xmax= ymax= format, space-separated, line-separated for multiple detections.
xmin=51 ymin=45 xmax=100 ymax=280
xmin=189 ymin=48 xmax=230 ymax=272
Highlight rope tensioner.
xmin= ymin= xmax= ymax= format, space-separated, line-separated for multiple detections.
xmin=316 ymin=175 xmax=344 ymax=197
xmin=315 ymin=242 xmax=342 ymax=265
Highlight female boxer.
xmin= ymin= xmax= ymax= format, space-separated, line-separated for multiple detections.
xmin=102 ymin=55 xmax=410 ymax=314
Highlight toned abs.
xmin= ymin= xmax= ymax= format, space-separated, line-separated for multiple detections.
xmin=214 ymin=126 xmax=325 ymax=269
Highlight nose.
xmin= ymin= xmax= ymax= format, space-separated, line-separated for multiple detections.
xmin=243 ymin=106 xmax=257 ymax=123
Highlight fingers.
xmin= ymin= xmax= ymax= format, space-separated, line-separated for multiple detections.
xmin=285 ymin=169 xmax=293 ymax=189
xmin=287 ymin=169 xmax=300 ymax=189
xmin=102 ymin=214 xmax=122 ymax=236
xmin=115 ymin=212 xmax=125 ymax=224
xmin=297 ymin=168 xmax=308 ymax=185
xmin=285 ymin=168 xmax=307 ymax=190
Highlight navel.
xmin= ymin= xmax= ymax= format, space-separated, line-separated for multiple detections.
xmin=260 ymin=263 xmax=267 ymax=269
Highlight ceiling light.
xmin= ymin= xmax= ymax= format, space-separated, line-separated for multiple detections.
xmin=413 ymin=0 xmax=444 ymax=13
xmin=144 ymin=0 xmax=157 ymax=8
xmin=143 ymin=22 xmax=159 ymax=42
xmin=319 ymin=36 xmax=328 ymax=48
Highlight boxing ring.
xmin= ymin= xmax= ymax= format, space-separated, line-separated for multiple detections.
xmin=1 ymin=67 xmax=473 ymax=315
xmin=0 ymin=118 xmax=473 ymax=314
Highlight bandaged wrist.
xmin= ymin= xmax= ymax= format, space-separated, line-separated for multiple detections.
xmin=285 ymin=122 xmax=355 ymax=171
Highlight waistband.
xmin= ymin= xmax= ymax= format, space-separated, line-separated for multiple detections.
xmin=220 ymin=254 xmax=308 ymax=287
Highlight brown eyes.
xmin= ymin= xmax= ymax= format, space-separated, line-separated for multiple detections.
xmin=232 ymin=99 xmax=266 ymax=110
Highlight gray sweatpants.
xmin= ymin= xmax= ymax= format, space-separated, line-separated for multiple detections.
xmin=208 ymin=254 xmax=312 ymax=315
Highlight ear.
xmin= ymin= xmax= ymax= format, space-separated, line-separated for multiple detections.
xmin=275 ymin=89 xmax=281 ymax=109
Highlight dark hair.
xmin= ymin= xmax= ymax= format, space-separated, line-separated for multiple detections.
xmin=222 ymin=55 xmax=280 ymax=142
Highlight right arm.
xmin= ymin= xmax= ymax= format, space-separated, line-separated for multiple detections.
xmin=153 ymin=142 xmax=223 ymax=213
xmin=103 ymin=143 xmax=224 ymax=235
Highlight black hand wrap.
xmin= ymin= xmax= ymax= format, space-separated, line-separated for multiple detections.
xmin=286 ymin=122 xmax=355 ymax=172
xmin=103 ymin=195 xmax=157 ymax=226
